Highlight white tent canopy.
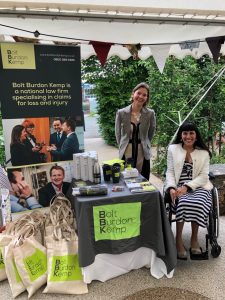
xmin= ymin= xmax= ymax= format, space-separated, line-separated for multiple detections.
xmin=1 ymin=0 xmax=225 ymax=60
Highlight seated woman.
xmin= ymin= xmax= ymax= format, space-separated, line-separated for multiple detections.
xmin=165 ymin=121 xmax=212 ymax=260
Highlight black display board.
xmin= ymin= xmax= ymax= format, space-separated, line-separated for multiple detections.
xmin=0 ymin=43 xmax=83 ymax=123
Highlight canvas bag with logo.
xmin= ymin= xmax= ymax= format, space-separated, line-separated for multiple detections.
xmin=13 ymin=236 xmax=47 ymax=298
xmin=43 ymin=197 xmax=87 ymax=295
xmin=44 ymin=233 xmax=88 ymax=295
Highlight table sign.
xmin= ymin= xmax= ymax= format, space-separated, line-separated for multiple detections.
xmin=93 ymin=202 xmax=141 ymax=241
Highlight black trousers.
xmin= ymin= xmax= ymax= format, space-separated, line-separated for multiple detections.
xmin=141 ymin=158 xmax=150 ymax=180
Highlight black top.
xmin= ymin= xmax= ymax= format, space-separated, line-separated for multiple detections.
xmin=23 ymin=135 xmax=44 ymax=164
xmin=10 ymin=142 xmax=33 ymax=166
xmin=38 ymin=181 xmax=70 ymax=207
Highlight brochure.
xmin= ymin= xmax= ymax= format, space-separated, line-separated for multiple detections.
xmin=124 ymin=179 xmax=156 ymax=192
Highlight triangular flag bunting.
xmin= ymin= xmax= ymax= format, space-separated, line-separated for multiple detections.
xmin=206 ymin=36 xmax=225 ymax=63
xmin=125 ymin=43 xmax=141 ymax=60
xmin=90 ymin=41 xmax=114 ymax=66
xmin=150 ymin=44 xmax=171 ymax=74
xmin=179 ymin=40 xmax=200 ymax=51
xmin=12 ymin=35 xmax=39 ymax=43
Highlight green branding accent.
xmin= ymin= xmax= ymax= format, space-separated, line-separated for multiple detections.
xmin=23 ymin=248 xmax=47 ymax=282
xmin=13 ymin=259 xmax=22 ymax=283
xmin=50 ymin=254 xmax=82 ymax=282
xmin=106 ymin=170 xmax=111 ymax=175
xmin=1 ymin=43 xmax=36 ymax=69
xmin=0 ymin=247 xmax=5 ymax=270
xmin=93 ymin=202 xmax=141 ymax=241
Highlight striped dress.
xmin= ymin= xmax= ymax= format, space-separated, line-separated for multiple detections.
xmin=173 ymin=161 xmax=212 ymax=227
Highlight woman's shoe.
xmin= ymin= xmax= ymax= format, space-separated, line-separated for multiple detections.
xmin=177 ymin=250 xmax=187 ymax=260
xmin=189 ymin=247 xmax=208 ymax=260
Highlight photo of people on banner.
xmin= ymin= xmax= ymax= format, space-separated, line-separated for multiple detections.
xmin=4 ymin=161 xmax=74 ymax=213
xmin=3 ymin=117 xmax=84 ymax=167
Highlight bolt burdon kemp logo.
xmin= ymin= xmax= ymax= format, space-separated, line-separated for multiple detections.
xmin=0 ymin=248 xmax=4 ymax=269
xmin=1 ymin=43 xmax=36 ymax=69
xmin=23 ymin=248 xmax=47 ymax=282
xmin=93 ymin=202 xmax=141 ymax=241
xmin=50 ymin=254 xmax=83 ymax=282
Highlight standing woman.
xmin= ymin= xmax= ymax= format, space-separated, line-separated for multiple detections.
xmin=10 ymin=125 xmax=32 ymax=166
xmin=165 ymin=121 xmax=212 ymax=260
xmin=115 ymin=82 xmax=156 ymax=180
xmin=22 ymin=119 xmax=45 ymax=164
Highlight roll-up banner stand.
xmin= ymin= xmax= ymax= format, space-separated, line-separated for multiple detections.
xmin=0 ymin=43 xmax=84 ymax=210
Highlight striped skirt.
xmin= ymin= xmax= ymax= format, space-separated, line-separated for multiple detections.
xmin=172 ymin=188 xmax=212 ymax=228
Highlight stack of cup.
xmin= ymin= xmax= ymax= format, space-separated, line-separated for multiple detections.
xmin=102 ymin=164 xmax=111 ymax=182
xmin=111 ymin=163 xmax=121 ymax=183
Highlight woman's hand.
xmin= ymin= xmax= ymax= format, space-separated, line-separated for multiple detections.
xmin=176 ymin=185 xmax=188 ymax=197
xmin=32 ymin=145 xmax=41 ymax=152
xmin=169 ymin=188 xmax=177 ymax=203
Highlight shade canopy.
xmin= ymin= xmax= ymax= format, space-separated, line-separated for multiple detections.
xmin=1 ymin=1 xmax=225 ymax=61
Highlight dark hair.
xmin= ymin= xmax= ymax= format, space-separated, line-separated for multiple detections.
xmin=8 ymin=168 xmax=22 ymax=183
xmin=173 ymin=121 xmax=211 ymax=157
xmin=11 ymin=125 xmax=25 ymax=145
xmin=131 ymin=82 xmax=150 ymax=106
xmin=53 ymin=118 xmax=63 ymax=124
xmin=63 ymin=118 xmax=76 ymax=132
xmin=50 ymin=165 xmax=65 ymax=176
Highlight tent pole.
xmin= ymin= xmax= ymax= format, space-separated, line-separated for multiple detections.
xmin=169 ymin=65 xmax=225 ymax=144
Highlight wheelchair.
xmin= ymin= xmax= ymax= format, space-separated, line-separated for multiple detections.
xmin=164 ymin=172 xmax=221 ymax=259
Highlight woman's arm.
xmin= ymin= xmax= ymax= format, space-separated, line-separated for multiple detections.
xmin=148 ymin=110 xmax=156 ymax=142
xmin=115 ymin=110 xmax=121 ymax=145
xmin=165 ymin=146 xmax=177 ymax=191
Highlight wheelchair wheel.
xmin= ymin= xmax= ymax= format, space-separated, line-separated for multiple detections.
xmin=211 ymin=244 xmax=221 ymax=258
xmin=211 ymin=186 xmax=220 ymax=238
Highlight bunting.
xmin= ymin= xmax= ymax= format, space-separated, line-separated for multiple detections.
xmin=150 ymin=44 xmax=171 ymax=74
xmin=125 ymin=43 xmax=141 ymax=60
xmin=2 ymin=22 xmax=225 ymax=71
xmin=12 ymin=35 xmax=39 ymax=43
xmin=179 ymin=40 xmax=200 ymax=51
xmin=206 ymin=36 xmax=225 ymax=63
xmin=90 ymin=41 xmax=114 ymax=66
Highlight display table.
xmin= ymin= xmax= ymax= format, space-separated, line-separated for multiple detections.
xmin=72 ymin=179 xmax=177 ymax=282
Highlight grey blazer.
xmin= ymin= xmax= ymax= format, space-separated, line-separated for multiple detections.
xmin=115 ymin=104 xmax=156 ymax=160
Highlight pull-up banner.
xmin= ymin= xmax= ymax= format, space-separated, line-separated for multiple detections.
xmin=0 ymin=43 xmax=82 ymax=120
xmin=0 ymin=42 xmax=84 ymax=169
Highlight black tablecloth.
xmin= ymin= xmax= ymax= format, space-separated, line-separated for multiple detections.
xmin=72 ymin=180 xmax=177 ymax=274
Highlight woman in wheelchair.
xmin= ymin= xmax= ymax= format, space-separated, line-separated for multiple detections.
xmin=165 ymin=121 xmax=212 ymax=260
